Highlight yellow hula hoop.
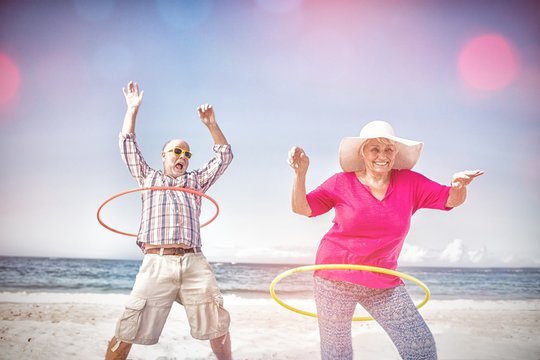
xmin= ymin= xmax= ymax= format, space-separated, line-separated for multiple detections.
xmin=269 ymin=264 xmax=431 ymax=322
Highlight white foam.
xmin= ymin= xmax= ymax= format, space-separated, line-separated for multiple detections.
xmin=0 ymin=292 xmax=128 ymax=305
xmin=1 ymin=291 xmax=539 ymax=312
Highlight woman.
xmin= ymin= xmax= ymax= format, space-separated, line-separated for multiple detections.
xmin=288 ymin=120 xmax=483 ymax=360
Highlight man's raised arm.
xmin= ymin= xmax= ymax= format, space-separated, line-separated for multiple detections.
xmin=197 ymin=104 xmax=228 ymax=145
xmin=121 ymin=81 xmax=144 ymax=135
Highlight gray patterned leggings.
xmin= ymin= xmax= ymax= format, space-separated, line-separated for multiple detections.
xmin=314 ymin=276 xmax=437 ymax=360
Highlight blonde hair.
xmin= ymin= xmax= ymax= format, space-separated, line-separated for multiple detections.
xmin=359 ymin=137 xmax=397 ymax=156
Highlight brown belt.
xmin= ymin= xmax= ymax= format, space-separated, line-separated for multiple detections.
xmin=144 ymin=247 xmax=201 ymax=256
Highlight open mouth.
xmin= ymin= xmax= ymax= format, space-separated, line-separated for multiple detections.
xmin=175 ymin=162 xmax=184 ymax=171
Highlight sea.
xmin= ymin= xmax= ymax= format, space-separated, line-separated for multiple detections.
xmin=0 ymin=256 xmax=539 ymax=301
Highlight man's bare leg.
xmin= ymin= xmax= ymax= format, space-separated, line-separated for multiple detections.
xmin=105 ymin=336 xmax=132 ymax=360
xmin=210 ymin=332 xmax=232 ymax=360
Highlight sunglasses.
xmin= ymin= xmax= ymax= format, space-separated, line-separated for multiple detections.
xmin=167 ymin=147 xmax=193 ymax=159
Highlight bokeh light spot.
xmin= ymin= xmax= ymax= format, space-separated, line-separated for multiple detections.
xmin=92 ymin=44 xmax=132 ymax=81
xmin=156 ymin=0 xmax=213 ymax=31
xmin=458 ymin=34 xmax=519 ymax=91
xmin=295 ymin=30 xmax=354 ymax=85
xmin=72 ymin=0 xmax=116 ymax=22
xmin=256 ymin=0 xmax=303 ymax=13
xmin=0 ymin=53 xmax=21 ymax=106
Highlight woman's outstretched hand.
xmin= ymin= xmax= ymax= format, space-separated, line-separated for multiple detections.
xmin=451 ymin=170 xmax=485 ymax=189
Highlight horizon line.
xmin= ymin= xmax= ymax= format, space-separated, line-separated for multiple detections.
xmin=1 ymin=254 xmax=538 ymax=269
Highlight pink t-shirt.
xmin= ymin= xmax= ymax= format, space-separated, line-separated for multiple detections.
xmin=306 ymin=170 xmax=451 ymax=288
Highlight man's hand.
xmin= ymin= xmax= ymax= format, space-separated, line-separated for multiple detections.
xmin=121 ymin=81 xmax=143 ymax=135
xmin=122 ymin=81 xmax=144 ymax=111
xmin=198 ymin=104 xmax=216 ymax=127
xmin=197 ymin=104 xmax=228 ymax=145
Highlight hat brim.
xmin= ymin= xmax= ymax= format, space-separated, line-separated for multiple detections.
xmin=339 ymin=135 xmax=423 ymax=172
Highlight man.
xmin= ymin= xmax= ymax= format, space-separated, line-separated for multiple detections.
xmin=105 ymin=81 xmax=233 ymax=360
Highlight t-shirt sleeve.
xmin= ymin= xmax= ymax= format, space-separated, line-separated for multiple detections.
xmin=410 ymin=170 xmax=452 ymax=213
xmin=306 ymin=174 xmax=338 ymax=217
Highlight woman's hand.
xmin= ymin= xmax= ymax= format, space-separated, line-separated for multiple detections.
xmin=122 ymin=81 xmax=144 ymax=111
xmin=451 ymin=170 xmax=485 ymax=189
xmin=288 ymin=146 xmax=312 ymax=216
xmin=288 ymin=146 xmax=310 ymax=175
xmin=446 ymin=169 xmax=484 ymax=208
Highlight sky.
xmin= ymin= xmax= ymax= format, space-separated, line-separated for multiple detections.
xmin=0 ymin=0 xmax=539 ymax=267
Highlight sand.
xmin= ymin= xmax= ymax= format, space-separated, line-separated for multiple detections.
xmin=0 ymin=292 xmax=539 ymax=359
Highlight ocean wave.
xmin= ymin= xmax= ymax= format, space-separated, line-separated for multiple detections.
xmin=1 ymin=257 xmax=539 ymax=301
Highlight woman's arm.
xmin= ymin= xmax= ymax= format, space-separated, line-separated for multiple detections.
xmin=446 ymin=170 xmax=484 ymax=208
xmin=288 ymin=146 xmax=312 ymax=216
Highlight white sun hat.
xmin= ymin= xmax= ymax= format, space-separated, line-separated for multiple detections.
xmin=339 ymin=120 xmax=424 ymax=172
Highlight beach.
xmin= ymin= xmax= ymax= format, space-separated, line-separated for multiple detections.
xmin=1 ymin=292 xmax=539 ymax=360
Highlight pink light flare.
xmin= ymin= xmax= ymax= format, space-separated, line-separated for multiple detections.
xmin=458 ymin=34 xmax=519 ymax=92
xmin=0 ymin=52 xmax=21 ymax=107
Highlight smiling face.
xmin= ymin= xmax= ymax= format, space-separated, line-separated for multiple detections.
xmin=360 ymin=138 xmax=398 ymax=175
xmin=161 ymin=139 xmax=191 ymax=178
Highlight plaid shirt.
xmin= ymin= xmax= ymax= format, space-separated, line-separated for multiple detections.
xmin=119 ymin=133 xmax=233 ymax=250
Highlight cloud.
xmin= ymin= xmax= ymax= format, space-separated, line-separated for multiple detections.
xmin=438 ymin=239 xmax=490 ymax=265
xmin=502 ymin=255 xmax=514 ymax=264
xmin=439 ymin=239 xmax=466 ymax=263
xmin=467 ymin=247 xmax=486 ymax=263
xmin=215 ymin=240 xmax=531 ymax=267
xmin=233 ymin=247 xmax=312 ymax=262
xmin=400 ymin=244 xmax=429 ymax=263
xmin=500 ymin=253 xmax=540 ymax=267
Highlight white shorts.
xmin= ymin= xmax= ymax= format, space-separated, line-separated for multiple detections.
xmin=115 ymin=253 xmax=230 ymax=344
